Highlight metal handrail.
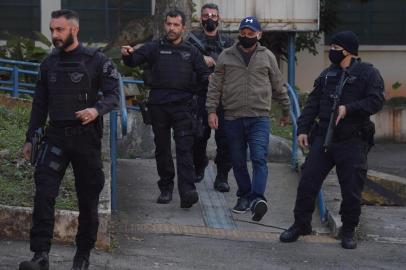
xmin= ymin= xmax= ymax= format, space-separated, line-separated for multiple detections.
xmin=118 ymin=76 xmax=128 ymax=136
xmin=286 ymin=82 xmax=327 ymax=223
xmin=0 ymin=58 xmax=39 ymax=96
xmin=286 ymin=83 xmax=300 ymax=170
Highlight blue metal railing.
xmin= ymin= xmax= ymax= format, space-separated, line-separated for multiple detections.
xmin=286 ymin=83 xmax=327 ymax=223
xmin=0 ymin=59 xmax=39 ymax=96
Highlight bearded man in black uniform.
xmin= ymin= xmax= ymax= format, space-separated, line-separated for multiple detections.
xmin=121 ymin=9 xmax=210 ymax=208
xmin=279 ymin=31 xmax=385 ymax=249
xmin=19 ymin=9 xmax=119 ymax=270
xmin=187 ymin=3 xmax=234 ymax=192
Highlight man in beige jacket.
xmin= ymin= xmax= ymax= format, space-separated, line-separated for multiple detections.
xmin=206 ymin=16 xmax=290 ymax=221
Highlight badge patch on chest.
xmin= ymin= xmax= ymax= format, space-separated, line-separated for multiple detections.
xmin=180 ymin=52 xmax=191 ymax=61
xmin=160 ymin=50 xmax=172 ymax=55
xmin=49 ymin=72 xmax=57 ymax=83
xmin=70 ymin=72 xmax=84 ymax=83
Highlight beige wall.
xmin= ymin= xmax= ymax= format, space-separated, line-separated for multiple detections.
xmin=293 ymin=38 xmax=406 ymax=100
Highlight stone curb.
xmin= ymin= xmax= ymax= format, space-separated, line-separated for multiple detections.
xmin=323 ymin=170 xmax=406 ymax=238
xmin=367 ymin=170 xmax=406 ymax=200
xmin=0 ymin=204 xmax=111 ymax=250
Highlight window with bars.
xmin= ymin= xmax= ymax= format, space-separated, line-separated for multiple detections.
xmin=0 ymin=0 xmax=41 ymax=39
xmin=62 ymin=0 xmax=151 ymax=42
xmin=326 ymin=0 xmax=406 ymax=45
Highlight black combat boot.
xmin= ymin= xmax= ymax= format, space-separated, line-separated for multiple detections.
xmin=213 ymin=171 xmax=230 ymax=192
xmin=156 ymin=190 xmax=172 ymax=204
xmin=180 ymin=190 xmax=199 ymax=208
xmin=19 ymin=251 xmax=49 ymax=270
xmin=195 ymin=158 xmax=209 ymax=182
xmin=341 ymin=229 xmax=357 ymax=249
xmin=71 ymin=250 xmax=90 ymax=270
xmin=279 ymin=224 xmax=312 ymax=242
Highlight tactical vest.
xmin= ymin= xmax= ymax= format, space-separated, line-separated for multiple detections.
xmin=318 ymin=67 xmax=341 ymax=125
xmin=150 ymin=40 xmax=194 ymax=91
xmin=318 ymin=61 xmax=372 ymax=137
xmin=47 ymin=49 xmax=98 ymax=121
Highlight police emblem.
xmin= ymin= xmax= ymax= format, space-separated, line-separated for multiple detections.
xmin=49 ymin=72 xmax=57 ymax=83
xmin=180 ymin=52 xmax=191 ymax=61
xmin=70 ymin=72 xmax=84 ymax=83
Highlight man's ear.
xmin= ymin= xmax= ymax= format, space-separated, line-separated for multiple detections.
xmin=72 ymin=25 xmax=79 ymax=36
xmin=343 ymin=49 xmax=350 ymax=56
xmin=257 ymin=32 xmax=262 ymax=40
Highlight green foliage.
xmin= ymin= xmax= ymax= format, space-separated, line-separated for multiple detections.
xmin=260 ymin=0 xmax=339 ymax=62
xmin=0 ymin=31 xmax=51 ymax=62
xmin=385 ymin=97 xmax=406 ymax=107
xmin=0 ymin=103 xmax=77 ymax=210
xmin=392 ymin=81 xmax=402 ymax=90
xmin=270 ymin=100 xmax=293 ymax=140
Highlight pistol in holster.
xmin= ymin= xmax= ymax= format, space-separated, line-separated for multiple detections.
xmin=188 ymin=95 xmax=205 ymax=138
xmin=139 ymin=101 xmax=152 ymax=125
xmin=30 ymin=127 xmax=44 ymax=166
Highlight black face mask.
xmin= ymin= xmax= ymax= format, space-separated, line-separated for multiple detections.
xmin=329 ymin=49 xmax=346 ymax=64
xmin=238 ymin=35 xmax=258 ymax=49
xmin=202 ymin=19 xmax=218 ymax=32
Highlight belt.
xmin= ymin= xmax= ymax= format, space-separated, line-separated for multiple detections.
xmin=47 ymin=125 xmax=93 ymax=136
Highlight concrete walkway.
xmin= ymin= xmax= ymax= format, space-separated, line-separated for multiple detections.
xmin=114 ymin=159 xmax=328 ymax=240
xmin=1 ymin=158 xmax=406 ymax=269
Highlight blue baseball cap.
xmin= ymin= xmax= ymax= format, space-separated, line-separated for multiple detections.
xmin=239 ymin=16 xmax=261 ymax=32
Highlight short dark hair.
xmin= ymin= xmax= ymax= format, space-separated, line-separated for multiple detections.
xmin=165 ymin=9 xmax=186 ymax=26
xmin=201 ymin=3 xmax=219 ymax=14
xmin=51 ymin=9 xmax=79 ymax=23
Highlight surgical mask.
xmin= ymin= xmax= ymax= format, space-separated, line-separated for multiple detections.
xmin=202 ymin=19 xmax=218 ymax=32
xmin=238 ymin=35 xmax=258 ymax=49
xmin=329 ymin=49 xmax=346 ymax=64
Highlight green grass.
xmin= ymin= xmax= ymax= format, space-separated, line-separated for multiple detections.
xmin=0 ymin=104 xmax=77 ymax=210
xmin=270 ymin=100 xmax=293 ymax=141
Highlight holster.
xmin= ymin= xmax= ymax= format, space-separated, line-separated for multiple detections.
xmin=139 ymin=101 xmax=152 ymax=125
xmin=188 ymin=96 xmax=204 ymax=138
xmin=30 ymin=127 xmax=44 ymax=166
xmin=360 ymin=120 xmax=375 ymax=149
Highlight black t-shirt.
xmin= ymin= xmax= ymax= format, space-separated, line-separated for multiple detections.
xmin=237 ymin=44 xmax=255 ymax=66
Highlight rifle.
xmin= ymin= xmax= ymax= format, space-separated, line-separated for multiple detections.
xmin=30 ymin=127 xmax=44 ymax=166
xmin=323 ymin=69 xmax=349 ymax=152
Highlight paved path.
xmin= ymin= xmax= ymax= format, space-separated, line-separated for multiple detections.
xmin=115 ymin=159 xmax=327 ymax=237
xmin=2 ymin=157 xmax=406 ymax=269
xmin=368 ymin=143 xmax=406 ymax=178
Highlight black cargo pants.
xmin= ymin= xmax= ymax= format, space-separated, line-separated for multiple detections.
xmin=149 ymin=102 xmax=196 ymax=197
xmin=293 ymin=135 xmax=369 ymax=232
xmin=30 ymin=124 xmax=104 ymax=253
xmin=192 ymin=95 xmax=232 ymax=175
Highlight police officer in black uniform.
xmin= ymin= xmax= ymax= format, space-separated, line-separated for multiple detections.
xmin=279 ymin=31 xmax=385 ymax=249
xmin=20 ymin=9 xmax=119 ymax=270
xmin=187 ymin=3 xmax=234 ymax=192
xmin=121 ymin=9 xmax=210 ymax=208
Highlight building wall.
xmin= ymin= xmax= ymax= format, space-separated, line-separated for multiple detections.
xmin=294 ymin=41 xmax=406 ymax=99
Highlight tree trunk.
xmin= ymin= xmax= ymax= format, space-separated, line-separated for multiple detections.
xmin=153 ymin=0 xmax=192 ymax=40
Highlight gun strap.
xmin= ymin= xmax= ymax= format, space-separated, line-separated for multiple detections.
xmin=335 ymin=59 xmax=360 ymax=98
xmin=188 ymin=32 xmax=208 ymax=54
